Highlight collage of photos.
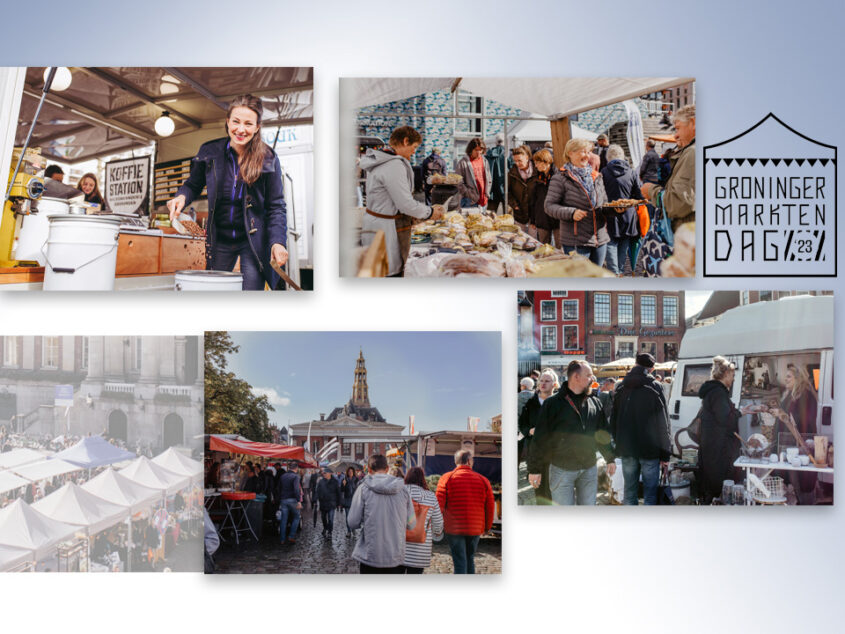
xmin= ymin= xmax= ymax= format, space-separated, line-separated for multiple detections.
xmin=517 ymin=291 xmax=834 ymax=506
xmin=203 ymin=332 xmax=502 ymax=574
xmin=0 ymin=66 xmax=313 ymax=291
xmin=0 ymin=336 xmax=203 ymax=572
xmin=341 ymin=76 xmax=695 ymax=278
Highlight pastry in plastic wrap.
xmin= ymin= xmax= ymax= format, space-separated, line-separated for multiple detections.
xmin=438 ymin=254 xmax=505 ymax=277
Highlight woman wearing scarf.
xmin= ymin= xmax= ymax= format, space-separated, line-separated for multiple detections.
xmin=544 ymin=138 xmax=622 ymax=266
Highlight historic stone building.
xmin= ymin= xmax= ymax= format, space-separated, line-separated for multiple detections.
xmin=0 ymin=336 xmax=203 ymax=453
xmin=289 ymin=350 xmax=404 ymax=463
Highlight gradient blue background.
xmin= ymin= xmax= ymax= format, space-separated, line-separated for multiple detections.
xmin=0 ymin=1 xmax=843 ymax=631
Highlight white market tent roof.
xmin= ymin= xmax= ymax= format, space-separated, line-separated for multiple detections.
xmin=151 ymin=448 xmax=203 ymax=484
xmin=0 ymin=471 xmax=29 ymax=496
xmin=0 ymin=448 xmax=51 ymax=470
xmin=346 ymin=77 xmax=693 ymax=119
xmin=81 ymin=468 xmax=161 ymax=514
xmin=492 ymin=119 xmax=597 ymax=145
xmin=32 ymin=482 xmax=129 ymax=535
xmin=0 ymin=499 xmax=79 ymax=559
xmin=680 ymin=295 xmax=834 ymax=360
xmin=118 ymin=456 xmax=190 ymax=495
xmin=0 ymin=544 xmax=32 ymax=572
xmin=12 ymin=459 xmax=82 ymax=482
xmin=50 ymin=436 xmax=136 ymax=469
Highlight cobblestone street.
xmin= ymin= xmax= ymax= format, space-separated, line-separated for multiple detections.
xmin=212 ymin=503 xmax=501 ymax=574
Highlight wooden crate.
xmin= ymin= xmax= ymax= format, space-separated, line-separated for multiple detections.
xmin=116 ymin=234 xmax=161 ymax=275
xmin=161 ymin=236 xmax=205 ymax=273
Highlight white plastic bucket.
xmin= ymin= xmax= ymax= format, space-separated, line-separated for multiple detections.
xmin=42 ymin=215 xmax=121 ymax=291
xmin=174 ymin=270 xmax=243 ymax=291
xmin=670 ymin=478 xmax=691 ymax=502
xmin=15 ymin=197 xmax=70 ymax=264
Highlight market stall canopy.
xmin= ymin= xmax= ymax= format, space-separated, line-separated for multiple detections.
xmin=0 ymin=470 xmax=29 ymax=496
xmin=209 ymin=435 xmax=306 ymax=461
xmin=348 ymin=77 xmax=693 ymax=119
xmin=118 ymin=456 xmax=190 ymax=496
xmin=492 ymin=119 xmax=597 ymax=146
xmin=0 ymin=499 xmax=79 ymax=559
xmin=599 ymin=357 xmax=638 ymax=369
xmin=32 ymin=482 xmax=129 ymax=534
xmin=18 ymin=67 xmax=314 ymax=163
xmin=0 ymin=448 xmax=51 ymax=470
xmin=12 ymin=459 xmax=82 ymax=482
xmin=680 ymin=295 xmax=833 ymax=359
xmin=0 ymin=544 xmax=32 ymax=572
xmin=151 ymin=448 xmax=203 ymax=483
xmin=49 ymin=436 xmax=136 ymax=469
xmin=81 ymin=468 xmax=161 ymax=514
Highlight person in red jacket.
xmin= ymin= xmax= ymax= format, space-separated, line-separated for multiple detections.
xmin=435 ymin=449 xmax=495 ymax=574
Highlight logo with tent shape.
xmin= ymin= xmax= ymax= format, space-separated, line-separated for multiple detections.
xmin=703 ymin=113 xmax=837 ymax=277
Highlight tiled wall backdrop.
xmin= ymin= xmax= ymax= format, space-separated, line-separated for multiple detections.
xmin=356 ymin=90 xmax=656 ymax=168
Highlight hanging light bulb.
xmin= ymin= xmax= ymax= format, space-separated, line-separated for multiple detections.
xmin=154 ymin=111 xmax=175 ymax=137
xmin=44 ymin=66 xmax=72 ymax=91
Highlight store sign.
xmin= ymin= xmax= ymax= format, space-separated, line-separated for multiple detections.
xmin=542 ymin=354 xmax=585 ymax=366
xmin=704 ymin=113 xmax=837 ymax=277
xmin=54 ymin=384 xmax=73 ymax=407
xmin=590 ymin=328 xmax=676 ymax=337
xmin=104 ymin=156 xmax=151 ymax=215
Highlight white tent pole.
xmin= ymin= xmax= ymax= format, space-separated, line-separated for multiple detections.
xmin=503 ymin=118 xmax=509 ymax=216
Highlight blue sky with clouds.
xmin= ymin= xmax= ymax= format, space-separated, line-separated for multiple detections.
xmin=222 ymin=332 xmax=501 ymax=434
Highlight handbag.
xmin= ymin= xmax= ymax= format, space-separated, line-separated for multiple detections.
xmin=405 ymin=500 xmax=431 ymax=543
xmin=635 ymin=192 xmax=673 ymax=277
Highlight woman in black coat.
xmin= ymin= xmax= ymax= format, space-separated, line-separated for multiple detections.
xmin=340 ymin=466 xmax=359 ymax=534
xmin=518 ymin=370 xmax=557 ymax=505
xmin=531 ymin=149 xmax=558 ymax=245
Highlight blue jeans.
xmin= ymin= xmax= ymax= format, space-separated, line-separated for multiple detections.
xmin=566 ymin=244 xmax=607 ymax=268
xmin=621 ymin=457 xmax=660 ymax=505
xmin=210 ymin=239 xmax=264 ymax=290
xmin=605 ymin=237 xmax=631 ymax=275
xmin=548 ymin=463 xmax=598 ymax=505
xmin=446 ymin=533 xmax=480 ymax=574
xmin=278 ymin=498 xmax=300 ymax=542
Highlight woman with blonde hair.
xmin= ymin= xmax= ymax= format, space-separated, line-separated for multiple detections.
xmin=773 ymin=364 xmax=819 ymax=504
xmin=544 ymin=137 xmax=626 ymax=266
xmin=518 ymin=368 xmax=558 ymax=505
xmin=76 ymin=173 xmax=106 ymax=209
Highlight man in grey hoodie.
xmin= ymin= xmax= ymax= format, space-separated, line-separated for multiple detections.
xmin=347 ymin=454 xmax=415 ymax=574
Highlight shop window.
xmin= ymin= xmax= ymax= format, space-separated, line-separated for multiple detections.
xmin=617 ymin=342 xmax=635 ymax=359
xmin=541 ymin=326 xmax=557 ymax=352
xmin=42 ymin=336 xmax=59 ymax=369
xmin=594 ymin=293 xmax=610 ymax=325
xmin=663 ymin=296 xmax=679 ymax=326
xmin=3 ymin=336 xmax=18 ymax=367
xmin=664 ymin=342 xmax=678 ymax=361
xmin=618 ymin=295 xmax=633 ymax=325
xmin=595 ymin=342 xmax=611 ymax=365
xmin=551 ymin=291 xmax=568 ymax=297
xmin=562 ymin=300 xmax=578 ymax=321
xmin=540 ymin=300 xmax=556 ymax=321
xmin=640 ymin=341 xmax=656 ymax=357
xmin=563 ymin=326 xmax=578 ymax=351
xmin=681 ymin=364 xmax=711 ymax=397
xmin=641 ymin=296 xmax=656 ymax=325
xmin=759 ymin=291 xmax=773 ymax=302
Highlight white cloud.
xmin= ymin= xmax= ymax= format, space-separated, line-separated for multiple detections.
xmin=252 ymin=387 xmax=291 ymax=407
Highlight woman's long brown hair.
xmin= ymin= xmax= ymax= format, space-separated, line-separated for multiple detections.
xmin=226 ymin=94 xmax=271 ymax=186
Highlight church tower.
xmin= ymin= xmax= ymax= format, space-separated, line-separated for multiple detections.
xmin=351 ymin=349 xmax=370 ymax=407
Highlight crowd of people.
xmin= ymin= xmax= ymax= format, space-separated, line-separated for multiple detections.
xmin=207 ymin=451 xmax=496 ymax=574
xmin=361 ymin=104 xmax=695 ymax=277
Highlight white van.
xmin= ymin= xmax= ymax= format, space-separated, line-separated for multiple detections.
xmin=669 ymin=295 xmax=833 ymax=478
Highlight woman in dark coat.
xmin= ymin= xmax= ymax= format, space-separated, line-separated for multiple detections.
xmin=506 ymin=145 xmax=537 ymax=234
xmin=697 ymin=356 xmax=742 ymax=504
xmin=168 ymin=94 xmax=288 ymax=290
xmin=340 ymin=466 xmax=359 ymax=535
xmin=518 ymin=369 xmax=558 ymax=505
xmin=531 ymin=149 xmax=558 ymax=245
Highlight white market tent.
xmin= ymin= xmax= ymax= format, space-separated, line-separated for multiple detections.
xmin=0 ymin=543 xmax=32 ymax=571
xmin=119 ymin=456 xmax=190 ymax=496
xmin=82 ymin=468 xmax=161 ymax=514
xmin=12 ymin=459 xmax=82 ymax=482
xmin=151 ymin=448 xmax=203 ymax=485
xmin=0 ymin=448 xmax=51 ymax=470
xmin=492 ymin=119 xmax=597 ymax=146
xmin=32 ymin=482 xmax=129 ymax=535
xmin=0 ymin=498 xmax=79 ymax=559
xmin=50 ymin=436 xmax=136 ymax=469
xmin=346 ymin=77 xmax=693 ymax=118
xmin=0 ymin=470 xmax=30 ymax=496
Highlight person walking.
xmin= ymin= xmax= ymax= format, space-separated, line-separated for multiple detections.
xmin=518 ymin=369 xmax=558 ymax=505
xmin=610 ymin=353 xmax=671 ymax=505
xmin=402 ymin=467 xmax=444 ymax=573
xmin=315 ymin=467 xmax=342 ymax=536
xmin=347 ymin=454 xmax=416 ymax=574
xmin=277 ymin=466 xmax=302 ymax=544
xmin=435 ymin=449 xmax=495 ymax=574
xmin=341 ymin=466 xmax=360 ymax=535
xmin=527 ymin=360 xmax=616 ymax=505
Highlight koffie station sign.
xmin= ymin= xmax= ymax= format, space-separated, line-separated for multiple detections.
xmin=703 ymin=114 xmax=836 ymax=276
xmin=104 ymin=156 xmax=151 ymax=215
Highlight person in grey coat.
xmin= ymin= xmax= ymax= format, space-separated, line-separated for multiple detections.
xmin=638 ymin=139 xmax=660 ymax=185
xmin=347 ymin=454 xmax=415 ymax=574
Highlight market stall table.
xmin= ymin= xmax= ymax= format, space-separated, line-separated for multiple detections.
xmin=733 ymin=456 xmax=834 ymax=506
xmin=218 ymin=491 xmax=257 ymax=545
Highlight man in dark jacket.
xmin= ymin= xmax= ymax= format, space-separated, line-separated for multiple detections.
xmin=595 ymin=134 xmax=610 ymax=171
xmin=315 ymin=467 xmax=342 ymax=536
xmin=485 ymin=135 xmax=508 ymax=212
xmin=601 ymin=145 xmax=643 ymax=275
xmin=638 ymin=139 xmax=660 ymax=185
xmin=277 ymin=467 xmax=302 ymax=543
xmin=527 ymin=360 xmax=615 ymax=505
xmin=421 ymin=148 xmax=447 ymax=204
xmin=610 ymin=353 xmax=671 ymax=505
